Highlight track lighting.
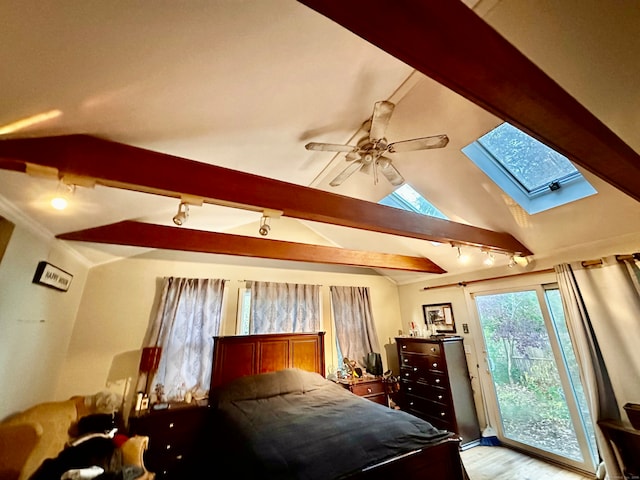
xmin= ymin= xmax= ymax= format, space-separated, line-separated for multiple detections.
xmin=259 ymin=215 xmax=271 ymax=236
xmin=482 ymin=250 xmax=495 ymax=266
xmin=456 ymin=245 xmax=470 ymax=264
xmin=51 ymin=183 xmax=75 ymax=211
xmin=172 ymin=202 xmax=189 ymax=226
xmin=508 ymin=255 xmax=517 ymax=268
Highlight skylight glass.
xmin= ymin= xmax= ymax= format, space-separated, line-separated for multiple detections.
xmin=462 ymin=123 xmax=596 ymax=214
xmin=477 ymin=123 xmax=579 ymax=193
xmin=379 ymin=184 xmax=447 ymax=219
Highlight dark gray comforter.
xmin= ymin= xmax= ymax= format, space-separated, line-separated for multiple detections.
xmin=209 ymin=368 xmax=452 ymax=480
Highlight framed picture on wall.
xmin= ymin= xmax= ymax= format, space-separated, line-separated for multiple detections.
xmin=422 ymin=303 xmax=456 ymax=333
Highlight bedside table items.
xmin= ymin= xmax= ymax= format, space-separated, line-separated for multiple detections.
xmin=343 ymin=357 xmax=363 ymax=378
xmin=365 ymin=352 xmax=383 ymax=376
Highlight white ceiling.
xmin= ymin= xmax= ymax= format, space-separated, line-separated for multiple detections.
xmin=1 ymin=0 xmax=638 ymax=285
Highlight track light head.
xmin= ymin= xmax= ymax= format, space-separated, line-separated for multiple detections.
xmin=259 ymin=215 xmax=271 ymax=236
xmin=173 ymin=202 xmax=189 ymax=226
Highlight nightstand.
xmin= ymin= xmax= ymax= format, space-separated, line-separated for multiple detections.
xmin=128 ymin=404 xmax=209 ymax=479
xmin=339 ymin=377 xmax=387 ymax=406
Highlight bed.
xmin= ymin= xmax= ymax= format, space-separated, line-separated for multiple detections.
xmin=205 ymin=332 xmax=467 ymax=480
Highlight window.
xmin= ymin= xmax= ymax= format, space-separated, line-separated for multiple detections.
xmin=462 ymin=123 xmax=596 ymax=214
xmin=237 ymin=281 xmax=321 ymax=334
xmin=379 ymin=183 xmax=447 ymax=219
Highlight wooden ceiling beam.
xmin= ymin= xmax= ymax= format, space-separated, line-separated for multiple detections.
xmin=56 ymin=221 xmax=447 ymax=273
xmin=298 ymin=0 xmax=640 ymax=204
xmin=0 ymin=134 xmax=532 ymax=255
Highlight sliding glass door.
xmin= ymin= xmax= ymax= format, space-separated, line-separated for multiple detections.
xmin=473 ymin=285 xmax=597 ymax=472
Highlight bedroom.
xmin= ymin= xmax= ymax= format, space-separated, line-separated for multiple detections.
xmin=1 ymin=1 xmax=639 ymax=479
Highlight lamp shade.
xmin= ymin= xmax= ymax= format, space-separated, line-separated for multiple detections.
xmin=139 ymin=346 xmax=162 ymax=374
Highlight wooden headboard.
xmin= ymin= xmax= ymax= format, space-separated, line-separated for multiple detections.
xmin=209 ymin=332 xmax=326 ymax=390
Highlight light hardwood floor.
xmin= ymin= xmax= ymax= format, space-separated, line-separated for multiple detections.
xmin=461 ymin=446 xmax=594 ymax=480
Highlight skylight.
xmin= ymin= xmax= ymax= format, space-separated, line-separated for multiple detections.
xmin=462 ymin=123 xmax=596 ymax=214
xmin=379 ymin=184 xmax=447 ymax=219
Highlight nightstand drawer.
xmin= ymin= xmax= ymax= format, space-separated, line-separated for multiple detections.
xmin=128 ymin=405 xmax=209 ymax=479
xmin=350 ymin=380 xmax=385 ymax=397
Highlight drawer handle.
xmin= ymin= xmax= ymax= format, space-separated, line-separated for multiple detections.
xmin=403 ymin=358 xmax=408 ymax=363
xmin=435 ymin=379 xmax=441 ymax=384
xmin=407 ymin=387 xmax=412 ymax=391
xmin=440 ymin=412 xmax=446 ymax=417
xmin=409 ymin=401 xmax=414 ymax=406
xmin=430 ymin=347 xmax=436 ymax=352
xmin=437 ymin=395 xmax=443 ymax=400
xmin=166 ymin=444 xmax=171 ymax=450
xmin=169 ymin=422 xmax=174 ymax=428
xmin=413 ymin=367 xmax=418 ymax=372
xmin=402 ymin=345 xmax=407 ymax=349
xmin=367 ymin=388 xmax=372 ymax=393
xmin=176 ymin=454 xmax=183 ymax=460
xmin=432 ymin=363 xmax=438 ymax=368
xmin=404 ymin=373 xmax=409 ymax=377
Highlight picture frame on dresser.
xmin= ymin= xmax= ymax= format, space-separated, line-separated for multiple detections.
xmin=422 ymin=302 xmax=456 ymax=333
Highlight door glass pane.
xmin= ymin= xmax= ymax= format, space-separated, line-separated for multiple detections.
xmin=475 ymin=291 xmax=584 ymax=461
xmin=545 ymin=288 xmax=598 ymax=462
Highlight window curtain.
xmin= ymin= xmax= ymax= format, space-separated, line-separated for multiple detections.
xmin=248 ymin=281 xmax=320 ymax=334
xmin=145 ymin=277 xmax=226 ymax=401
xmin=329 ymin=286 xmax=380 ymax=368
xmin=555 ymin=255 xmax=640 ymax=479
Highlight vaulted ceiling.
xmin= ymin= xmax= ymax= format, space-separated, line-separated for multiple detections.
xmin=0 ymin=0 xmax=638 ymax=284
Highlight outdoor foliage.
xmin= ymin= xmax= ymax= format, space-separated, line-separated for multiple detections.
xmin=476 ymin=290 xmax=584 ymax=460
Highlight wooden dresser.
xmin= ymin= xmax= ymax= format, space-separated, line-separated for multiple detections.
xmin=128 ymin=405 xmax=209 ymax=479
xmin=339 ymin=377 xmax=387 ymax=406
xmin=396 ymin=336 xmax=480 ymax=448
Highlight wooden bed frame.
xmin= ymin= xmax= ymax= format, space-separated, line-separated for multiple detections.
xmin=209 ymin=332 xmax=466 ymax=480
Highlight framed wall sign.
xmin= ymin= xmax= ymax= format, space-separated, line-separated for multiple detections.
xmin=33 ymin=261 xmax=73 ymax=292
xmin=422 ymin=302 xmax=456 ymax=333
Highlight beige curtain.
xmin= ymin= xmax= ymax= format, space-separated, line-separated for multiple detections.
xmin=330 ymin=286 xmax=380 ymax=368
xmin=555 ymin=255 xmax=640 ymax=478
xmin=146 ymin=277 xmax=226 ymax=401
xmin=248 ymin=281 xmax=320 ymax=334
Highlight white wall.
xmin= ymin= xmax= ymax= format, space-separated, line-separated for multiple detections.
xmin=0 ymin=214 xmax=88 ymax=420
xmin=56 ymin=254 xmax=403 ymax=406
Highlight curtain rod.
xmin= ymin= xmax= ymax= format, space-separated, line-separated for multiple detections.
xmin=420 ymin=268 xmax=555 ymax=291
xmin=238 ymin=280 xmax=323 ymax=286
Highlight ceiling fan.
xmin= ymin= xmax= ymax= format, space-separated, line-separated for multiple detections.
xmin=305 ymin=100 xmax=449 ymax=187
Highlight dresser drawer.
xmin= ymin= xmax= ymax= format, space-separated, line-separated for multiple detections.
xmin=400 ymin=352 xmax=445 ymax=372
xmin=400 ymin=366 xmax=449 ymax=389
xmin=402 ymin=379 xmax=449 ymax=404
xmin=405 ymin=394 xmax=455 ymax=428
xmin=398 ymin=340 xmax=442 ymax=356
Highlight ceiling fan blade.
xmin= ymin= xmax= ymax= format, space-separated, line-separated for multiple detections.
xmin=360 ymin=161 xmax=373 ymax=175
xmin=345 ymin=151 xmax=361 ymax=161
xmin=387 ymin=134 xmax=449 ymax=153
xmin=369 ymin=101 xmax=395 ymax=141
xmin=378 ymin=157 xmax=405 ymax=186
xmin=305 ymin=142 xmax=357 ymax=153
xmin=329 ymin=160 xmax=363 ymax=187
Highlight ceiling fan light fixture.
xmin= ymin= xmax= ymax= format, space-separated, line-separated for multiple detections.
xmin=307 ymin=100 xmax=447 ymax=187
xmin=172 ymin=202 xmax=189 ymax=226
